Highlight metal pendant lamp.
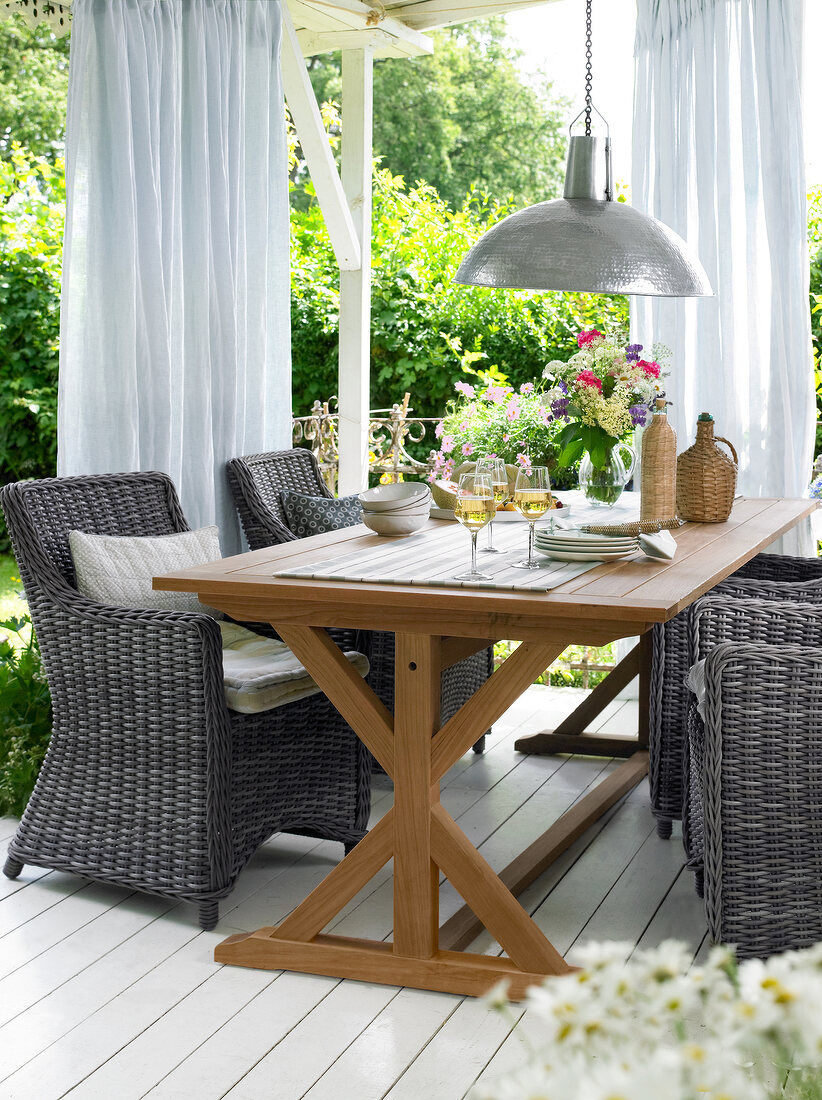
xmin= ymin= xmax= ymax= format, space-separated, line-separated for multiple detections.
xmin=455 ymin=0 xmax=713 ymax=297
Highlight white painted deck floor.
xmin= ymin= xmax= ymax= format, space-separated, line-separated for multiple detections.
xmin=0 ymin=685 xmax=707 ymax=1100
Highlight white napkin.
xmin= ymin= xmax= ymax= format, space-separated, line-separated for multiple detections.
xmin=639 ymin=530 xmax=677 ymax=560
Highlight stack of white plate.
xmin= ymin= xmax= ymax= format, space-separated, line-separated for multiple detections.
xmin=534 ymin=528 xmax=640 ymax=562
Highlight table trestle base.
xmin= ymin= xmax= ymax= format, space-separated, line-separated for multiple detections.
xmin=215 ymin=931 xmax=561 ymax=1000
xmin=214 ymin=626 xmax=582 ymax=999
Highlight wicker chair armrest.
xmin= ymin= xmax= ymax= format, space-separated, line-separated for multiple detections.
xmin=696 ymin=640 xmax=822 ymax=955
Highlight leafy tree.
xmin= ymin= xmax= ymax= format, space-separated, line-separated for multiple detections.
xmin=0 ymin=15 xmax=69 ymax=162
xmin=304 ymin=18 xmax=569 ymax=210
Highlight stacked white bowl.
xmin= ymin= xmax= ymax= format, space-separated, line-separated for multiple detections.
xmin=358 ymin=483 xmax=431 ymax=536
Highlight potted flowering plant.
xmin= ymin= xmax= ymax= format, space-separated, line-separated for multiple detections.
xmin=429 ymin=377 xmax=567 ymax=489
xmin=544 ymin=328 xmax=669 ymax=505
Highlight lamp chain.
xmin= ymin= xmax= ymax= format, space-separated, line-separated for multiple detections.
xmin=584 ymin=0 xmax=593 ymax=136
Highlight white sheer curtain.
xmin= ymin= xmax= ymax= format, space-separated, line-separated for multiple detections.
xmin=58 ymin=0 xmax=291 ymax=553
xmin=633 ymin=0 xmax=815 ymax=555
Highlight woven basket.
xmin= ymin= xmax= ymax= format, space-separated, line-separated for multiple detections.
xmin=676 ymin=415 xmax=738 ymax=522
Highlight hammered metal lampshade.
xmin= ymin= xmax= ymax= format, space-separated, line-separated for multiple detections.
xmin=455 ymin=137 xmax=713 ymax=298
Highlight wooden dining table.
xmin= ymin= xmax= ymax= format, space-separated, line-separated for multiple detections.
xmin=155 ymin=496 xmax=814 ymax=1000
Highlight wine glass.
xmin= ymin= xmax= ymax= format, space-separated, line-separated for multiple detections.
xmin=453 ymin=471 xmax=494 ymax=581
xmin=476 ymin=456 xmax=508 ymax=554
xmin=512 ymin=467 xmax=552 ymax=569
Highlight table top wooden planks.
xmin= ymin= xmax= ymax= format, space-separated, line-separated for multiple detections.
xmin=154 ymin=498 xmax=815 ymax=644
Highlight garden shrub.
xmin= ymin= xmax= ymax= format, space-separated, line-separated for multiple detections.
xmin=0 ymin=146 xmax=64 ymax=549
xmin=0 ymin=610 xmax=52 ymax=817
xmin=291 ymin=168 xmax=629 ymax=421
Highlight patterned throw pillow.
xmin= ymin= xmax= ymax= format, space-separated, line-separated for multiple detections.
xmin=69 ymin=526 xmax=223 ymax=618
xmin=279 ymin=490 xmax=362 ymax=538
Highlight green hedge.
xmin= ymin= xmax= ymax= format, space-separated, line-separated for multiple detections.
xmin=291 ymin=170 xmax=629 ymax=421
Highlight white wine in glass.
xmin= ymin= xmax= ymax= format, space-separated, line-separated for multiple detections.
xmin=476 ymin=456 xmax=508 ymax=554
xmin=512 ymin=467 xmax=552 ymax=569
xmin=453 ymin=471 xmax=494 ymax=580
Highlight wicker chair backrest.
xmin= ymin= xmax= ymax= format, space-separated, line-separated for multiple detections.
xmin=692 ymin=595 xmax=822 ymax=660
xmin=0 ymin=471 xmax=188 ymax=593
xmin=226 ymin=448 xmax=332 ymax=549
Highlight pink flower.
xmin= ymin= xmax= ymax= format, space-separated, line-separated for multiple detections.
xmin=459 ymin=421 xmax=469 ymax=434
xmin=519 ymin=382 xmax=534 ymax=394
xmin=574 ymin=369 xmax=602 ymax=392
xmin=506 ymin=399 xmax=520 ymax=422
xmin=434 ymin=420 xmax=444 ymax=439
xmin=442 ymin=458 xmax=454 ymax=479
xmin=454 ymin=381 xmax=475 ymax=399
xmin=577 ymin=329 xmax=604 ymax=347
xmin=484 ymin=385 xmax=509 ymax=405
xmin=441 ymin=434 xmax=455 ymax=453
xmin=461 ymin=442 xmax=474 ymax=456
xmin=538 ymin=406 xmax=553 ymax=426
xmin=516 ymin=453 xmax=532 ymax=472
xmin=502 ymin=432 xmax=510 ymax=442
xmin=638 ymin=359 xmax=661 ymax=379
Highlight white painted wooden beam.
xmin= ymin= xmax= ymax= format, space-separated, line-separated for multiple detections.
xmin=297 ymin=27 xmax=431 ymax=58
xmin=281 ymin=5 xmax=361 ymax=271
xmin=288 ymin=0 xmax=433 ymax=56
xmin=337 ymin=48 xmax=374 ymax=495
xmin=394 ymin=0 xmax=556 ymax=31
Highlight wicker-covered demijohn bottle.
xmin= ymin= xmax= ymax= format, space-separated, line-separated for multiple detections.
xmin=640 ymin=398 xmax=677 ymax=523
xmin=676 ymin=413 xmax=738 ymax=522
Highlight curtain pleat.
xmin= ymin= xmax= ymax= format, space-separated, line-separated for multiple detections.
xmin=632 ymin=0 xmax=814 ymax=555
xmin=58 ymin=0 xmax=291 ymax=553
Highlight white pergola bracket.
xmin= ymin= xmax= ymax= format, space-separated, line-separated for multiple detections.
xmin=281 ymin=4 xmax=361 ymax=271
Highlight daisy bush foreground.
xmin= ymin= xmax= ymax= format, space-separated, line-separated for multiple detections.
xmin=472 ymin=940 xmax=822 ymax=1100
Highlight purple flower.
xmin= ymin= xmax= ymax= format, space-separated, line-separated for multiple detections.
xmin=557 ymin=380 xmax=569 ymax=394
xmin=625 ymin=343 xmax=643 ymax=363
xmin=629 ymin=404 xmax=648 ymax=428
xmin=551 ymin=397 xmax=571 ymax=419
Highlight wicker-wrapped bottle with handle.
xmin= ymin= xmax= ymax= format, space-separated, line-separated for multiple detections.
xmin=640 ymin=398 xmax=677 ymax=523
xmin=676 ymin=413 xmax=738 ymax=522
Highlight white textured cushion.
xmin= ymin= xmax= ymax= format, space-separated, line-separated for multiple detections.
xmin=69 ymin=526 xmax=223 ymax=618
xmin=219 ymin=622 xmax=369 ymax=713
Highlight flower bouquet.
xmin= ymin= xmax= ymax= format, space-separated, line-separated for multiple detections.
xmin=544 ymin=329 xmax=669 ymax=505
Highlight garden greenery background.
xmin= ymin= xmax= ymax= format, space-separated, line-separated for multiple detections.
xmin=0 ymin=15 xmax=820 ymax=814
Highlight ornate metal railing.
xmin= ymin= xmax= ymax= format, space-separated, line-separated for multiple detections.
xmin=292 ymin=394 xmax=439 ymax=491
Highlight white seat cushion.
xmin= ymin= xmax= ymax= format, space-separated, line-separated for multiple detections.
xmin=220 ymin=622 xmax=369 ymax=714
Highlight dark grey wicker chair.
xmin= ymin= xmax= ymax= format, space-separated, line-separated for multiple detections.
xmin=684 ymin=599 xmax=822 ymax=957
xmin=649 ymin=553 xmax=822 ymax=839
xmin=0 ymin=472 xmax=371 ymax=931
xmin=226 ymin=448 xmax=493 ymax=753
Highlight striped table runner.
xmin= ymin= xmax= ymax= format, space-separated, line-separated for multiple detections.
xmin=274 ymin=520 xmax=608 ymax=592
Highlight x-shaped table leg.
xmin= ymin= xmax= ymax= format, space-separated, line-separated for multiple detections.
xmin=215 ymin=625 xmax=642 ymax=999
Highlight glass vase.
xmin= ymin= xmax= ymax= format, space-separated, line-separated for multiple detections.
xmin=578 ymin=444 xmax=635 ymax=508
